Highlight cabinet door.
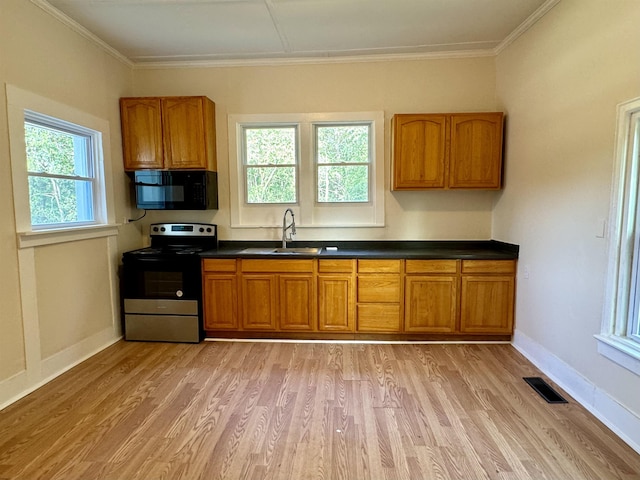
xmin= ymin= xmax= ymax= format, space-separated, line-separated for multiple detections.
xmin=460 ymin=275 xmax=514 ymax=333
xmin=161 ymin=97 xmax=209 ymax=169
xmin=405 ymin=276 xmax=457 ymax=333
xmin=318 ymin=276 xmax=354 ymax=332
xmin=279 ymin=275 xmax=316 ymax=331
xmin=203 ymin=274 xmax=238 ymax=330
xmin=120 ymin=98 xmax=164 ymax=170
xmin=241 ymin=275 xmax=277 ymax=330
xmin=449 ymin=113 xmax=503 ymax=189
xmin=392 ymin=114 xmax=448 ymax=189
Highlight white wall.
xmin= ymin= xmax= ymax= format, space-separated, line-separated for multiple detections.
xmin=494 ymin=0 xmax=640 ymax=450
xmin=0 ymin=0 xmax=139 ymax=408
xmin=131 ymin=58 xmax=501 ymax=241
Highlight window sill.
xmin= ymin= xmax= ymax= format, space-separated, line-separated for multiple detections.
xmin=595 ymin=334 xmax=640 ymax=377
xmin=18 ymin=224 xmax=120 ymax=249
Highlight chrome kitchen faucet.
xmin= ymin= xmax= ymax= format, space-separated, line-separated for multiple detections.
xmin=282 ymin=208 xmax=296 ymax=248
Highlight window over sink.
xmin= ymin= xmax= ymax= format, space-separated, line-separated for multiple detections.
xmin=228 ymin=112 xmax=384 ymax=229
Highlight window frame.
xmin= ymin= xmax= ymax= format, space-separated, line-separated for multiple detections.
xmin=597 ymin=97 xmax=640 ymax=376
xmin=228 ymin=112 xmax=384 ymax=229
xmin=6 ymin=85 xmax=117 ymax=248
xmin=24 ymin=111 xmax=104 ymax=230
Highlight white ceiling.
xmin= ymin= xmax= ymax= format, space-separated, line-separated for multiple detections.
xmin=36 ymin=0 xmax=557 ymax=66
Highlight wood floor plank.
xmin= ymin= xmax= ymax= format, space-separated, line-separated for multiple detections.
xmin=1 ymin=341 xmax=640 ymax=479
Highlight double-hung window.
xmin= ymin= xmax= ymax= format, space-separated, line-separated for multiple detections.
xmin=315 ymin=124 xmax=371 ymax=203
xmin=24 ymin=112 xmax=101 ymax=228
xmin=598 ymin=97 xmax=640 ymax=375
xmin=243 ymin=125 xmax=298 ymax=204
xmin=6 ymin=85 xmax=115 ymax=247
xmin=229 ymin=112 xmax=384 ymax=228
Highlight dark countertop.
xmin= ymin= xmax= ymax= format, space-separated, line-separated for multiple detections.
xmin=200 ymin=240 xmax=519 ymax=260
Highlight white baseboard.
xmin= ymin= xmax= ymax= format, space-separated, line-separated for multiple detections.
xmin=0 ymin=328 xmax=121 ymax=411
xmin=512 ymin=329 xmax=640 ymax=455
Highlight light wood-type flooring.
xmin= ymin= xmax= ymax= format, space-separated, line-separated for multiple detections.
xmin=1 ymin=340 xmax=639 ymax=480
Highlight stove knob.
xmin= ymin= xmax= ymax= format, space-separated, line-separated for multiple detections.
xmin=176 ymin=290 xmax=183 ymax=298
xmin=152 ymin=226 xmax=159 ymax=232
xmin=206 ymin=228 xmax=212 ymax=233
xmin=160 ymin=227 xmax=166 ymax=232
xmin=199 ymin=227 xmax=205 ymax=232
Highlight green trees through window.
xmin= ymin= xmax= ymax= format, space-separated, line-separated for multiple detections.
xmin=25 ymin=120 xmax=95 ymax=226
xmin=244 ymin=126 xmax=297 ymax=204
xmin=242 ymin=122 xmax=370 ymax=205
xmin=316 ymin=125 xmax=369 ymax=203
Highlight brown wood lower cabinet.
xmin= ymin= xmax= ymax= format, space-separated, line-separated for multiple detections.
xmin=356 ymin=259 xmax=402 ymax=332
xmin=460 ymin=260 xmax=516 ymax=334
xmin=318 ymin=259 xmax=355 ymax=332
xmin=240 ymin=259 xmax=316 ymax=331
xmin=202 ymin=257 xmax=516 ymax=338
xmin=202 ymin=259 xmax=239 ymax=330
xmin=404 ymin=259 xmax=458 ymax=333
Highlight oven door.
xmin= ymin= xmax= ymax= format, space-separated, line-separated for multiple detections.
xmin=121 ymin=256 xmax=203 ymax=343
xmin=122 ymin=257 xmax=201 ymax=301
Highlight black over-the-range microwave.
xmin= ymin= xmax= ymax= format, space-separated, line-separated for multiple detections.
xmin=132 ymin=170 xmax=218 ymax=210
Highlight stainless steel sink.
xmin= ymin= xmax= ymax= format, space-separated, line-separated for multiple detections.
xmin=271 ymin=247 xmax=322 ymax=255
xmin=238 ymin=247 xmax=278 ymax=255
xmin=238 ymin=247 xmax=322 ymax=255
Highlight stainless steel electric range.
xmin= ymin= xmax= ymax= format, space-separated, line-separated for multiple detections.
xmin=121 ymin=222 xmax=217 ymax=343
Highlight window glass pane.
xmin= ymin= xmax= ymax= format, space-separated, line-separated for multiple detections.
xmin=247 ymin=166 xmax=296 ymax=204
xmin=317 ymin=165 xmax=369 ymax=203
xmin=317 ymin=125 xmax=369 ymax=164
xmin=245 ymin=127 xmax=296 ymax=165
xmin=28 ymin=177 xmax=94 ymax=225
xmin=25 ymin=122 xmax=91 ymax=177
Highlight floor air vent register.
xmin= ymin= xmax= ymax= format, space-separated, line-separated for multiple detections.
xmin=523 ymin=377 xmax=568 ymax=404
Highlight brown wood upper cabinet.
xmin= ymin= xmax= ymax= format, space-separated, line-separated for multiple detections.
xmin=120 ymin=96 xmax=217 ymax=171
xmin=392 ymin=112 xmax=504 ymax=190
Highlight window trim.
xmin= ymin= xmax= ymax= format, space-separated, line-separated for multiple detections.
xmin=597 ymin=96 xmax=640 ymax=375
xmin=228 ymin=111 xmax=384 ymax=229
xmin=6 ymin=85 xmax=117 ymax=246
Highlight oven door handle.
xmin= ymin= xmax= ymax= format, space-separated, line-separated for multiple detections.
xmin=123 ymin=257 xmax=198 ymax=266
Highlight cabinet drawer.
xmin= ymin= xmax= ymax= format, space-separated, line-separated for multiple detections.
xmin=203 ymin=259 xmax=237 ymax=272
xmin=358 ymin=259 xmax=402 ymax=273
xmin=241 ymin=258 xmax=315 ymax=273
xmin=358 ymin=277 xmax=401 ymax=303
xmin=461 ymin=260 xmax=516 ymax=274
xmin=319 ymin=259 xmax=354 ymax=273
xmin=405 ymin=259 xmax=458 ymax=274
xmin=357 ymin=304 xmax=401 ymax=332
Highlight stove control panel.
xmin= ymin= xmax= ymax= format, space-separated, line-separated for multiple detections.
xmin=150 ymin=223 xmax=217 ymax=237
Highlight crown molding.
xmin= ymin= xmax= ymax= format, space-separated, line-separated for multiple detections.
xmin=494 ymin=0 xmax=561 ymax=55
xmin=32 ymin=0 xmax=560 ymax=70
xmin=30 ymin=0 xmax=133 ymax=68
xmin=131 ymin=48 xmax=497 ymax=70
